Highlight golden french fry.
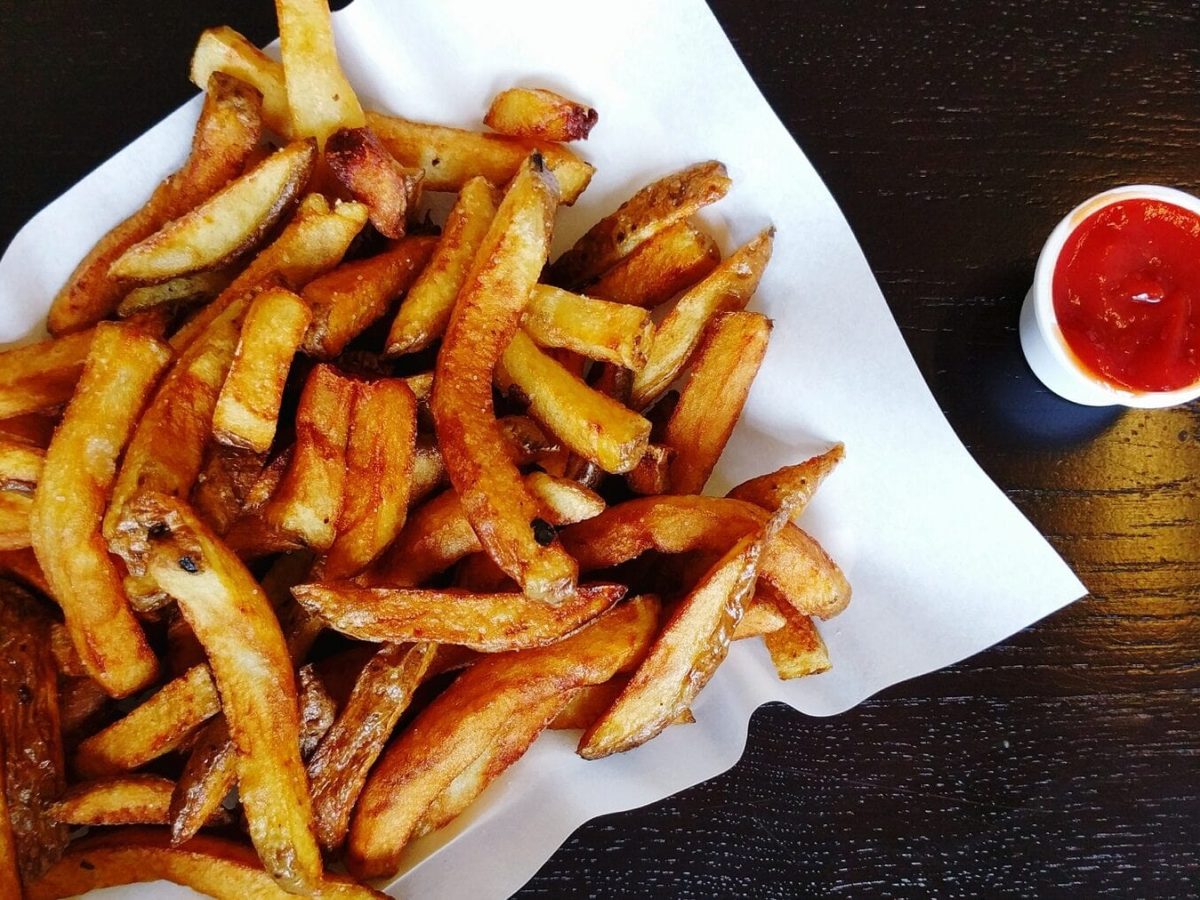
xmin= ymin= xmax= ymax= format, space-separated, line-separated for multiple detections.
xmin=549 ymin=678 xmax=694 ymax=731
xmin=118 ymin=269 xmax=233 ymax=316
xmin=587 ymin=221 xmax=721 ymax=306
xmin=764 ymin=601 xmax=832 ymax=679
xmin=0 ymin=442 xmax=41 ymax=497
xmin=109 ymin=140 xmax=317 ymax=284
xmin=49 ymin=776 xmax=229 ymax=828
xmin=0 ymin=582 xmax=68 ymax=884
xmin=191 ymin=27 xmax=291 ymax=136
xmin=523 ymin=285 xmax=653 ymax=369
xmin=385 ymin=176 xmax=500 ymax=356
xmin=307 ymin=642 xmax=435 ymax=853
xmin=134 ymin=493 xmax=322 ymax=894
xmin=324 ymin=378 xmax=418 ymax=579
xmin=260 ymin=364 xmax=356 ymax=551
xmin=212 ymin=287 xmax=312 ymax=453
xmin=727 ymin=443 xmax=846 ymax=522
xmin=0 ymin=493 xmax=32 ymax=551
xmin=664 ymin=311 xmax=771 ymax=494
xmin=499 ymin=330 xmax=651 ymax=474
xmin=327 ymin=126 xmax=425 ymax=238
xmin=431 ymin=154 xmax=577 ymax=602
xmin=73 ymin=665 xmax=220 ymax=779
xmin=276 ymin=0 xmax=365 ymax=147
xmin=48 ymin=73 xmax=263 ymax=334
xmin=484 ymin=87 xmax=598 ymax=142
xmin=32 ymin=323 xmax=171 ymax=697
xmin=27 ymin=829 xmax=386 ymax=900
xmin=0 ymin=329 xmax=94 ymax=420
xmin=548 ymin=161 xmax=730 ymax=288
xmin=294 ymin=582 xmax=626 ymax=651
xmin=367 ymin=111 xmax=594 ymax=204
xmin=303 ymin=237 xmax=437 ymax=358
xmin=347 ymin=595 xmax=659 ymax=879
xmin=631 ymin=228 xmax=774 ymax=408
xmin=733 ymin=592 xmax=788 ymax=640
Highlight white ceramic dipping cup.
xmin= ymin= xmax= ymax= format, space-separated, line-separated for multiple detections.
xmin=1019 ymin=184 xmax=1200 ymax=408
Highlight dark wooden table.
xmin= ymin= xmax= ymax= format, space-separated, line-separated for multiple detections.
xmin=3 ymin=1 xmax=1197 ymax=896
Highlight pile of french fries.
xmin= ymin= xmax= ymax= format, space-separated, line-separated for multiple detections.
xmin=0 ymin=0 xmax=851 ymax=895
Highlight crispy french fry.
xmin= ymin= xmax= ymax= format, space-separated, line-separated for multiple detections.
xmin=0 ymin=582 xmax=67 ymax=884
xmin=587 ymin=221 xmax=721 ymax=306
xmin=499 ymin=330 xmax=650 ymax=474
xmin=727 ymin=443 xmax=846 ymax=522
xmin=294 ymin=582 xmax=626 ymax=651
xmin=109 ymin=140 xmax=317 ymax=284
xmin=0 ymin=329 xmax=94 ymax=420
xmin=73 ymin=665 xmax=220 ymax=779
xmin=625 ymin=443 xmax=673 ymax=495
xmin=0 ymin=441 xmax=43 ymax=493
xmin=260 ymin=364 xmax=356 ymax=551
xmin=367 ymin=111 xmax=594 ymax=204
xmin=134 ymin=494 xmax=322 ymax=894
xmin=118 ymin=269 xmax=233 ymax=316
xmin=48 ymin=73 xmax=262 ymax=333
xmin=324 ymin=379 xmax=418 ymax=579
xmin=32 ymin=323 xmax=171 ymax=697
xmin=307 ymin=642 xmax=435 ymax=853
xmin=327 ymin=126 xmax=425 ymax=238
xmin=484 ymin=87 xmax=598 ymax=142
xmin=764 ymin=602 xmax=832 ymax=679
xmin=276 ymin=0 xmax=366 ymax=146
xmin=212 ymin=287 xmax=312 ymax=453
xmin=733 ymin=592 xmax=788 ymax=640
xmin=548 ymin=161 xmax=730 ymax=288
xmin=49 ymin=776 xmax=229 ymax=828
xmin=385 ymin=177 xmax=500 ymax=355
xmin=549 ymin=678 xmax=695 ymax=731
xmin=169 ymin=717 xmax=236 ymax=847
xmin=631 ymin=227 xmax=774 ymax=408
xmin=347 ymin=595 xmax=659 ymax=879
xmin=303 ymin=237 xmax=437 ymax=358
xmin=27 ymin=829 xmax=386 ymax=900
xmin=664 ymin=311 xmax=771 ymax=494
xmin=0 ymin=493 xmax=32 ymax=551
xmin=523 ymin=285 xmax=653 ymax=369
xmin=298 ymin=663 xmax=337 ymax=759
xmin=191 ymin=27 xmax=290 ymax=134
xmin=431 ymin=155 xmax=577 ymax=602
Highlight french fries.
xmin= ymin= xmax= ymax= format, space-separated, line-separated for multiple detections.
xmin=326 ymin=126 xmax=425 ymax=238
xmin=118 ymin=269 xmax=232 ymax=316
xmin=524 ymin=285 xmax=654 ymax=369
xmin=764 ymin=603 xmax=832 ymax=679
xmin=0 ymin=328 xmax=94 ymax=420
xmin=48 ymin=73 xmax=263 ymax=334
xmin=276 ymin=0 xmax=366 ymax=146
xmin=32 ymin=323 xmax=171 ymax=698
xmin=484 ymin=87 xmax=598 ymax=142
xmin=49 ymin=776 xmax=229 ymax=828
xmin=728 ymin=443 xmax=846 ymax=522
xmin=587 ymin=221 xmax=721 ymax=306
xmin=431 ymin=155 xmax=578 ymax=602
xmin=191 ymin=27 xmax=291 ymax=136
xmin=169 ymin=718 xmax=236 ymax=846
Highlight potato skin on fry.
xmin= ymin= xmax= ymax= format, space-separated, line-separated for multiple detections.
xmin=484 ymin=87 xmax=598 ymax=142
xmin=49 ymin=775 xmax=224 ymax=828
xmin=327 ymin=126 xmax=425 ymax=239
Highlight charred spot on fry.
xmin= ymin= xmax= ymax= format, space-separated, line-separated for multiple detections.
xmin=531 ymin=517 xmax=556 ymax=546
xmin=178 ymin=556 xmax=199 ymax=573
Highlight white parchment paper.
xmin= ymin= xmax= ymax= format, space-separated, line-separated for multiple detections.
xmin=0 ymin=0 xmax=1086 ymax=896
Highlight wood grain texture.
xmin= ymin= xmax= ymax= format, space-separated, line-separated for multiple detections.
xmin=0 ymin=1 xmax=1197 ymax=897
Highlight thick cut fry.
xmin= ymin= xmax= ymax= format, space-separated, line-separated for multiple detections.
xmin=548 ymin=161 xmax=731 ymax=288
xmin=303 ymin=237 xmax=437 ymax=358
xmin=348 ymin=596 xmax=659 ymax=879
xmin=631 ymin=228 xmax=774 ymax=408
xmin=104 ymin=298 xmax=246 ymax=569
xmin=324 ymin=379 xmax=418 ymax=579
xmin=764 ymin=603 xmax=832 ymax=679
xmin=135 ymin=494 xmax=322 ymax=893
xmin=73 ymin=665 xmax=220 ymax=779
xmin=484 ymin=87 xmax=598 ymax=142
xmin=260 ymin=364 xmax=356 ymax=550
xmin=367 ymin=111 xmax=594 ymax=204
xmin=48 ymin=73 xmax=262 ymax=333
xmin=212 ymin=287 xmax=312 ymax=453
xmin=431 ymin=155 xmax=577 ymax=602
xmin=327 ymin=126 xmax=425 ymax=238
xmin=109 ymin=140 xmax=317 ymax=284
xmin=727 ymin=444 xmax=846 ymax=522
xmin=0 ymin=493 xmax=32 ymax=550
xmin=277 ymin=0 xmax=366 ymax=146
xmin=524 ymin=285 xmax=653 ymax=369
xmin=560 ymin=495 xmax=851 ymax=620
xmin=626 ymin=443 xmax=674 ymax=495
xmin=170 ymin=193 xmax=368 ymax=353
xmin=294 ymin=582 xmax=626 ymax=651
xmin=49 ymin=776 xmax=227 ymax=828
xmin=499 ymin=330 xmax=651 ymax=474
xmin=169 ymin=717 xmax=236 ymax=846
xmin=733 ymin=592 xmax=788 ymax=640
xmin=587 ymin=222 xmax=721 ymax=306
xmin=118 ymin=269 xmax=233 ymax=316
xmin=0 ymin=441 xmax=43 ymax=493
xmin=549 ymin=678 xmax=695 ymax=731
xmin=0 ymin=582 xmax=67 ymax=884
xmin=365 ymin=471 xmax=602 ymax=587
xmin=28 ymin=829 xmax=386 ymax=900
xmin=0 ymin=329 xmax=94 ymax=419
xmin=307 ymin=642 xmax=435 ymax=853
xmin=32 ymin=323 xmax=171 ymax=697
xmin=385 ymin=177 xmax=500 ymax=355
xmin=191 ymin=27 xmax=291 ymax=136
xmin=665 ymin=311 xmax=771 ymax=494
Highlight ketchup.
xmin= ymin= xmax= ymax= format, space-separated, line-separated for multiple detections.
xmin=1052 ymin=197 xmax=1200 ymax=393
